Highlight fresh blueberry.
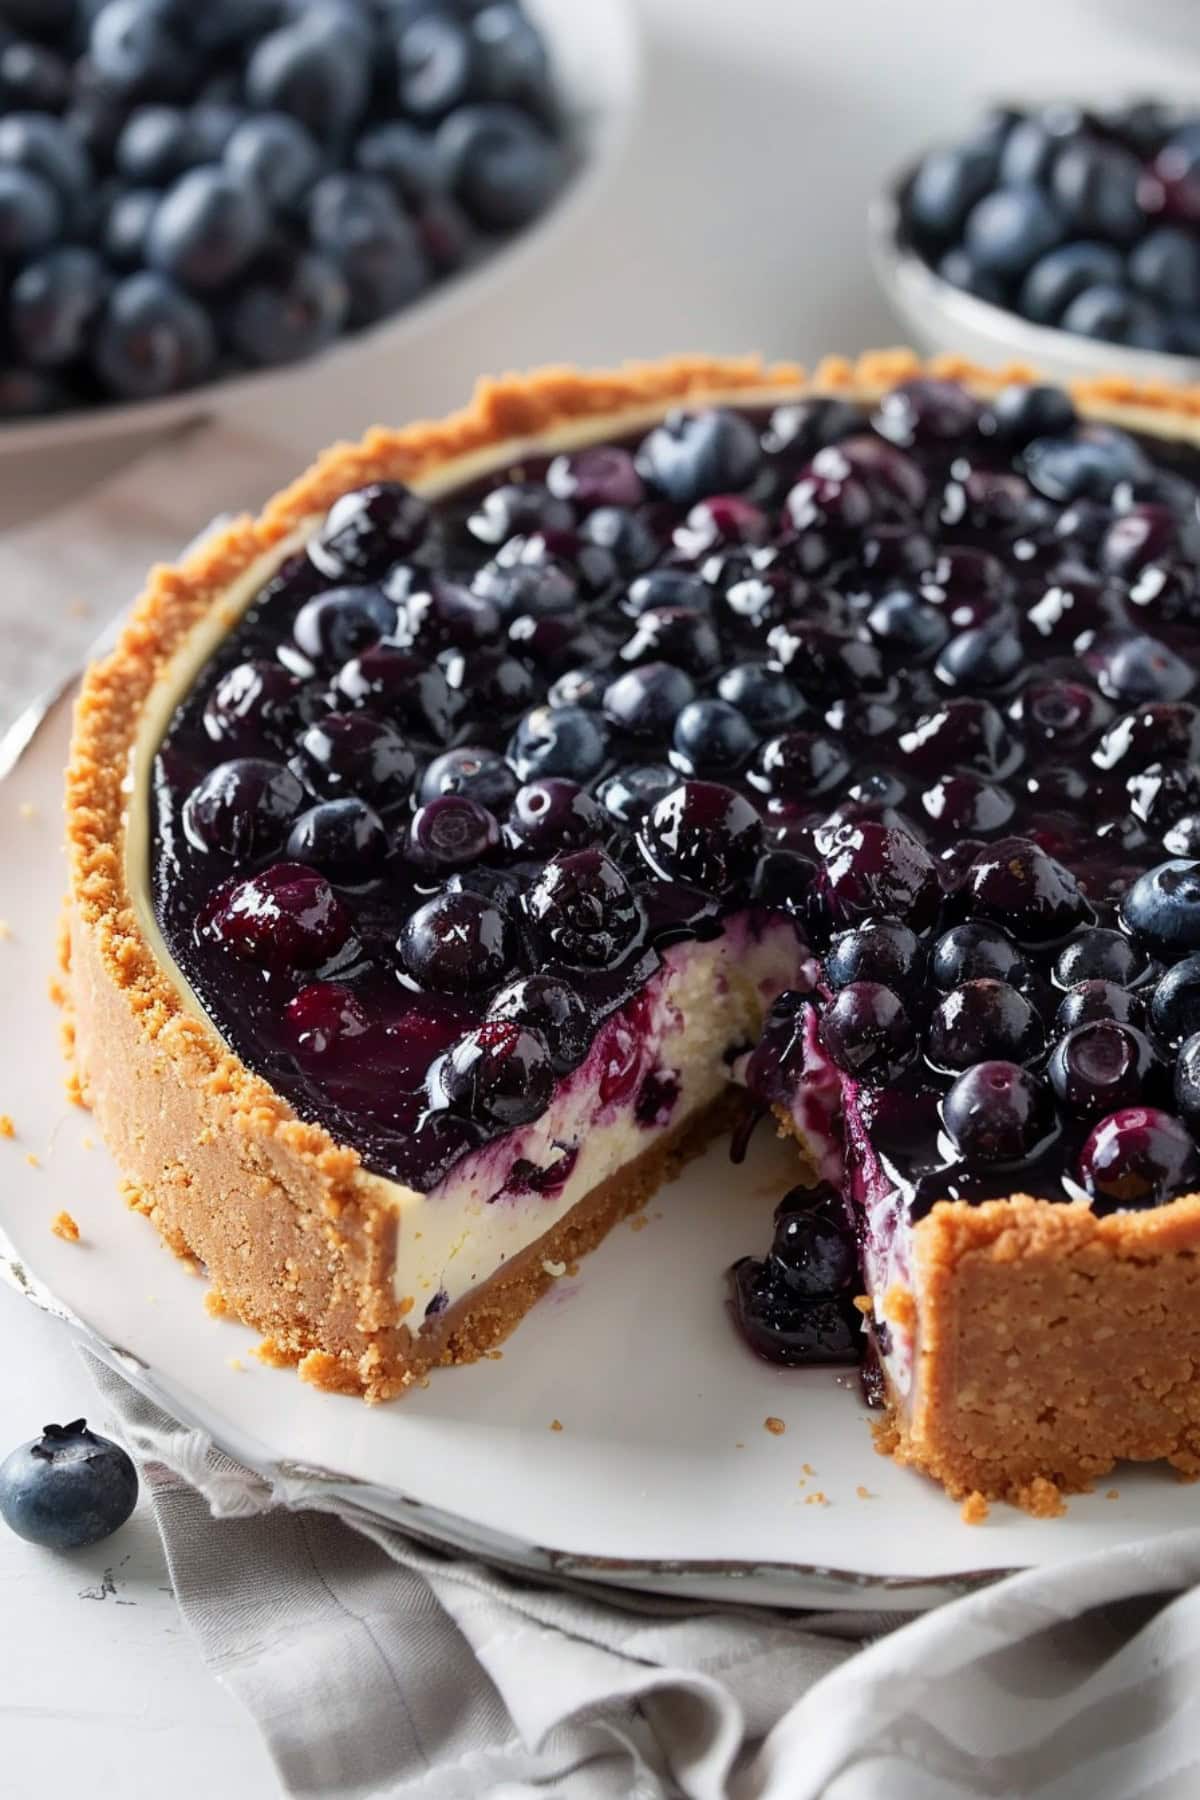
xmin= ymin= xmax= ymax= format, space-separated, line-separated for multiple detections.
xmin=182 ymin=757 xmax=304 ymax=859
xmin=115 ymin=105 xmax=197 ymax=185
xmin=224 ymin=112 xmax=323 ymax=210
xmin=433 ymin=1020 xmax=555 ymax=1129
xmin=292 ymin=585 xmax=394 ymax=670
xmin=716 ymin=662 xmax=801 ymax=728
xmin=310 ymin=482 xmax=429 ymax=580
xmin=228 ymin=247 xmax=349 ymax=368
xmin=246 ymin=17 xmax=369 ymax=141
xmin=468 ymin=481 xmax=573 ymax=547
xmin=146 ymin=163 xmax=269 ymax=290
xmin=906 ymin=141 xmax=998 ymax=242
xmin=595 ymin=763 xmax=676 ymax=826
xmin=436 ymin=102 xmax=561 ymax=230
xmin=820 ymin=980 xmax=915 ymax=1082
xmin=306 ymin=171 xmax=429 ymax=324
xmin=942 ymin=1060 xmax=1056 ymax=1165
xmin=1086 ymin=632 xmax=1194 ymax=706
xmin=638 ymin=779 xmax=763 ymax=896
xmin=524 ymin=847 xmax=641 ymax=966
xmin=964 ymin=185 xmax=1064 ymax=278
xmin=1017 ymin=241 xmax=1124 ymax=324
xmin=287 ymin=796 xmax=388 ymax=879
xmin=508 ymin=703 xmax=608 ymax=782
xmin=603 ymin=662 xmax=695 ymax=739
xmin=1077 ymin=1107 xmax=1200 ymax=1213
xmin=981 ymin=381 xmax=1077 ymax=447
xmin=936 ymin=246 xmax=1007 ymax=304
xmin=0 ymin=112 xmax=89 ymax=211
xmin=0 ymin=1421 xmax=137 ymax=1551
xmin=1149 ymin=954 xmax=1200 ymax=1049
xmin=1052 ymin=140 xmax=1144 ymax=243
xmin=10 ymin=248 xmax=109 ymax=367
xmin=0 ymin=164 xmax=60 ymax=258
xmin=101 ymin=186 xmax=160 ymax=269
xmin=354 ymin=120 xmax=444 ymax=204
xmin=932 ymin=921 xmax=1025 ymax=988
xmin=89 ymin=0 xmax=192 ymax=101
xmin=1129 ymin=226 xmax=1200 ymax=311
xmin=824 ymin=918 xmax=922 ymax=993
xmin=1121 ymin=859 xmax=1200 ymax=958
xmin=92 ymin=271 xmax=216 ymax=399
xmin=400 ymin=888 xmax=513 ymax=992
xmin=935 ymin=621 xmax=1023 ymax=691
xmin=926 ymin=979 xmax=1045 ymax=1072
xmin=470 ymin=1 xmax=554 ymax=111
xmin=395 ymin=12 xmax=474 ymax=118
xmin=421 ymin=744 xmax=518 ymax=812
xmin=671 ymin=697 xmax=757 ymax=773
xmin=1024 ymin=427 xmax=1151 ymax=503
xmin=1060 ymin=284 xmax=1169 ymax=350
xmin=636 ymin=407 xmax=761 ymax=507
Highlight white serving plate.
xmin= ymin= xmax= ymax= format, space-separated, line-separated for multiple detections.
xmin=0 ymin=0 xmax=642 ymax=457
xmin=870 ymin=179 xmax=1200 ymax=388
xmin=2 ymin=691 xmax=1197 ymax=1613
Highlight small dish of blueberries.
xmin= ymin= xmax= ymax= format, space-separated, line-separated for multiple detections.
xmin=873 ymin=99 xmax=1200 ymax=383
xmin=0 ymin=0 xmax=638 ymax=446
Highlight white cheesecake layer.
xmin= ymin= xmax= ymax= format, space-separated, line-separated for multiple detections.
xmin=395 ymin=918 xmax=817 ymax=1319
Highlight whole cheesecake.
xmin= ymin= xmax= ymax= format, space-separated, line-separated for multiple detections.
xmin=63 ymin=350 xmax=1200 ymax=1509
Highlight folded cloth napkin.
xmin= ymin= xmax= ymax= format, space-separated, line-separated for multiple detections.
xmin=85 ymin=1352 xmax=1200 ymax=1800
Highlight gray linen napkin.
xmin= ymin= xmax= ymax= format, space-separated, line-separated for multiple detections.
xmin=86 ymin=1351 xmax=1200 ymax=1800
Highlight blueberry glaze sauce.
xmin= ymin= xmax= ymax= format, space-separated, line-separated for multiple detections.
xmin=149 ymin=376 xmax=1200 ymax=1365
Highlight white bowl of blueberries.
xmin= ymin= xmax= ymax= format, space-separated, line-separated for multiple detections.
xmin=0 ymin=0 xmax=639 ymax=448
xmin=873 ymin=99 xmax=1200 ymax=384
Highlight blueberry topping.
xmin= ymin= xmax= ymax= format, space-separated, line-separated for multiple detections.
xmin=941 ymin=1060 xmax=1056 ymax=1166
xmin=637 ymin=780 xmax=763 ymax=896
xmin=292 ymin=586 xmax=395 ymax=671
xmin=182 ymin=757 xmax=303 ymax=859
xmin=728 ymin=1258 xmax=860 ymax=1367
xmin=824 ymin=918 xmax=922 ymax=993
xmin=400 ymin=889 xmax=513 ymax=994
xmin=671 ymin=697 xmax=757 ymax=773
xmin=1049 ymin=1020 xmax=1157 ymax=1116
xmin=1055 ymin=979 xmax=1142 ymax=1032
xmin=524 ymin=848 xmax=640 ymax=967
xmin=1054 ymin=927 xmax=1145 ymax=990
xmin=819 ymin=821 xmax=939 ymax=933
xmin=603 ymin=662 xmax=696 ymax=739
xmin=506 ymin=779 xmax=605 ymax=856
xmin=771 ymin=1207 xmax=857 ymax=1296
xmin=309 ymin=484 xmax=429 ymax=583
xmin=421 ymin=745 xmax=518 ymax=813
xmin=407 ymin=795 xmax=499 ymax=872
xmin=433 ymin=1021 xmax=554 ymax=1130
xmin=294 ymin=712 xmax=415 ymax=810
xmin=636 ymin=408 xmax=761 ymax=507
xmin=0 ymin=1421 xmax=137 ymax=1551
xmin=931 ymin=921 xmax=1025 ymax=988
xmin=287 ymin=797 xmax=387 ymax=880
xmin=1121 ymin=860 xmax=1200 ymax=958
xmin=1077 ymin=1108 xmax=1200 ymax=1213
xmin=1149 ymin=954 xmax=1200 ymax=1050
xmin=960 ymin=836 xmax=1089 ymax=943
xmin=508 ymin=703 xmax=608 ymax=783
xmin=488 ymin=974 xmax=591 ymax=1074
xmin=203 ymin=862 xmax=351 ymax=970
xmin=926 ymin=979 xmax=1044 ymax=1072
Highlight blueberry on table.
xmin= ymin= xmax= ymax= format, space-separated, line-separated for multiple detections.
xmin=0 ymin=1421 xmax=137 ymax=1551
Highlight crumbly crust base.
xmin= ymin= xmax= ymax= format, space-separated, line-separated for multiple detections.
xmin=63 ymin=351 xmax=1200 ymax=1488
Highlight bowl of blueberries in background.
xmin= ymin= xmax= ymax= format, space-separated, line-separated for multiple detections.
xmin=0 ymin=0 xmax=640 ymax=450
xmin=872 ymin=99 xmax=1200 ymax=385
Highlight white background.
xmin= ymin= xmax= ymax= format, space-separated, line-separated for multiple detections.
xmin=3 ymin=1 xmax=1200 ymax=1793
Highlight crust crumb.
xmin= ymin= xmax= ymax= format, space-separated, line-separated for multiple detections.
xmin=1106 ymin=1488 xmax=1120 ymax=1500
xmin=24 ymin=1151 xmax=40 ymax=1169
xmin=960 ymin=1491 xmax=990 ymax=1525
xmin=1015 ymin=1476 xmax=1067 ymax=1518
xmin=82 ymin=1136 xmax=94 ymax=1150
xmin=803 ymin=1490 xmax=829 ymax=1506
xmin=855 ymin=1484 xmax=876 ymax=1499
xmin=0 ymin=1114 xmax=13 ymax=1138
xmin=227 ymin=1357 xmax=244 ymax=1372
xmin=852 ymin=1294 xmax=873 ymax=1316
xmin=253 ymin=1335 xmax=299 ymax=1369
xmin=549 ymin=1418 xmax=563 ymax=1432
xmin=51 ymin=1211 xmax=80 ymax=1242
xmin=17 ymin=801 xmax=36 ymax=820
xmin=764 ymin=1415 xmax=786 ymax=1436
xmin=397 ymin=1295 xmax=414 ymax=1317
xmin=65 ymin=1070 xmax=86 ymax=1108
xmin=802 ymin=1461 xmax=816 ymax=1475
xmin=628 ymin=1215 xmax=648 ymax=1232
xmin=204 ymin=1289 xmax=232 ymax=1319
xmin=0 ymin=919 xmax=11 ymax=941
xmin=486 ymin=1349 xmax=503 ymax=1360
xmin=881 ymin=1285 xmax=916 ymax=1331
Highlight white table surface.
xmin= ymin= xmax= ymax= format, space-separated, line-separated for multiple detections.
xmin=2 ymin=1 xmax=1199 ymax=1792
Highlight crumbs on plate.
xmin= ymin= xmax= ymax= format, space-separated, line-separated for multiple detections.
xmin=764 ymin=1416 xmax=786 ymax=1436
xmin=51 ymin=1211 xmax=80 ymax=1243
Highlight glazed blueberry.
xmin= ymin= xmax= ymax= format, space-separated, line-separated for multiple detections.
xmin=865 ymin=589 xmax=949 ymax=659
xmin=820 ymin=821 xmax=940 ymax=932
xmin=421 ymin=746 xmax=519 ymax=813
xmin=434 ymin=1021 xmax=555 ymax=1130
xmin=1149 ymin=954 xmax=1200 ymax=1049
xmin=941 ymin=1060 xmax=1056 ymax=1165
xmin=488 ymin=974 xmax=591 ymax=1074
xmin=728 ymin=1257 xmax=860 ymax=1367
xmin=1077 ymin=1108 xmax=1200 ymax=1213
xmin=408 ymin=795 xmax=499 ymax=872
xmin=960 ymin=836 xmax=1090 ymax=943
xmin=603 ymin=662 xmax=696 ymax=739
xmin=1121 ymin=860 xmax=1200 ymax=958
xmin=671 ymin=698 xmax=757 ymax=773
xmin=472 ymin=556 xmax=576 ymax=620
xmin=203 ymin=661 xmax=299 ymax=751
xmin=292 ymin=586 xmax=394 ymax=671
xmin=1024 ymin=428 xmax=1151 ymax=504
xmin=935 ymin=621 xmax=1023 ymax=691
xmin=1093 ymin=703 xmax=1200 ymax=774
xmin=1087 ymin=633 xmax=1194 ymax=706
xmin=309 ymin=484 xmax=430 ymax=582
xmin=1127 ymin=763 xmax=1200 ymax=833
xmin=761 ymin=397 xmax=867 ymax=462
xmin=1055 ymin=979 xmax=1142 ymax=1032
xmin=1050 ymin=1020 xmax=1157 ymax=1117
xmin=771 ymin=1208 xmax=856 ymax=1296
xmin=580 ymin=506 xmax=659 ymax=576
xmin=898 ymin=697 xmax=1017 ymax=779
xmin=824 ymin=918 xmax=922 ymax=993
xmin=524 ymin=848 xmax=641 ymax=966
xmin=467 ymin=481 xmax=573 ymax=548
xmin=1175 ymin=1032 xmax=1200 ymax=1131
xmin=204 ymin=862 xmax=351 ymax=970
xmin=932 ymin=921 xmax=1025 ymax=988
xmin=636 ymin=407 xmax=761 ymax=506
xmin=508 ymin=704 xmax=609 ymax=783
xmin=1017 ymin=679 xmax=1111 ymax=756
xmin=295 ymin=713 xmax=415 ymax=810
xmin=716 ymin=662 xmax=801 ymax=728
xmin=182 ymin=758 xmax=304 ymax=859
xmin=400 ymin=889 xmax=513 ymax=993
xmin=596 ymin=763 xmax=677 ymax=825
xmin=400 ymin=580 xmax=502 ymax=656
xmin=287 ymin=797 xmax=388 ymax=880
xmin=754 ymin=729 xmax=851 ymax=799
xmin=638 ymin=780 xmax=763 ymax=896
xmin=0 ymin=1422 xmax=137 ymax=1551
xmin=873 ymin=378 xmax=981 ymax=448
xmin=506 ymin=779 xmax=605 ymax=855
xmin=1054 ymin=928 xmax=1145 ymax=990
xmin=624 ymin=569 xmax=710 ymax=618
xmin=284 ymin=981 xmax=369 ymax=1056
xmin=926 ymin=979 xmax=1044 ymax=1072
xmin=333 ymin=645 xmax=455 ymax=741
xmin=547 ymin=445 xmax=644 ymax=511
xmin=921 ymin=772 xmax=1015 ymax=836
xmin=619 ymin=606 xmax=722 ymax=676
xmin=1101 ymin=505 xmax=1180 ymax=579
xmin=820 ymin=981 xmax=915 ymax=1082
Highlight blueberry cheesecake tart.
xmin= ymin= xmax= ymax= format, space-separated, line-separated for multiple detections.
xmin=64 ymin=350 xmax=1200 ymax=1509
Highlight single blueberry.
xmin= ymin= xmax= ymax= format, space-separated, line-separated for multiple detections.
xmin=147 ymin=164 xmax=268 ymax=291
xmin=1052 ymin=140 xmax=1144 ymax=243
xmin=228 ymin=249 xmax=349 ymax=368
xmin=906 ymin=140 xmax=998 ymax=242
xmin=1121 ymin=859 xmax=1200 ymax=958
xmin=1129 ymin=227 xmax=1200 ymax=312
xmin=1060 ymin=284 xmax=1170 ymax=350
xmin=11 ymin=248 xmax=109 ymax=368
xmin=1017 ymin=240 xmax=1124 ymax=325
xmin=92 ymin=271 xmax=217 ymax=399
xmin=671 ymin=697 xmax=758 ymax=772
xmin=964 ymin=185 xmax=1064 ymax=278
xmin=508 ymin=704 xmax=608 ymax=782
xmin=224 ymin=112 xmax=323 ymax=210
xmin=246 ymin=18 xmax=369 ymax=142
xmin=636 ymin=407 xmax=761 ymax=507
xmin=936 ymin=246 xmax=1007 ymax=305
xmin=0 ymin=1421 xmax=137 ymax=1551
xmin=436 ymin=102 xmax=561 ymax=230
